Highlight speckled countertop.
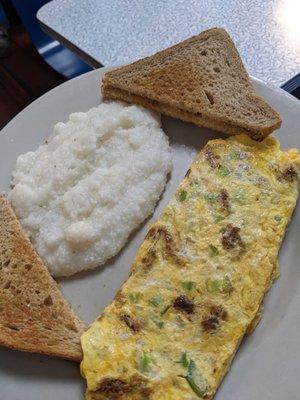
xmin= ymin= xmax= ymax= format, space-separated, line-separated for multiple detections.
xmin=37 ymin=0 xmax=300 ymax=86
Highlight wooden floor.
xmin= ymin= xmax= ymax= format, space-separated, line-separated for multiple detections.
xmin=0 ymin=25 xmax=65 ymax=129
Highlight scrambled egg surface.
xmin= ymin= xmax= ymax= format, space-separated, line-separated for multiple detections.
xmin=81 ymin=135 xmax=299 ymax=400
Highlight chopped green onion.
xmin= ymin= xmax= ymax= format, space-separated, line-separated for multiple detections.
xmin=128 ymin=292 xmax=142 ymax=303
xmin=190 ymin=179 xmax=200 ymax=186
xmin=213 ymin=214 xmax=224 ymax=223
xmin=186 ymin=221 xmax=195 ymax=233
xmin=178 ymin=189 xmax=188 ymax=202
xmin=138 ymin=353 xmax=152 ymax=373
xmin=179 ymin=352 xmax=189 ymax=368
xmin=185 ymin=376 xmax=207 ymax=398
xmin=208 ymin=244 xmax=219 ymax=257
xmin=205 ymin=193 xmax=218 ymax=203
xmin=205 ymin=279 xmax=221 ymax=293
xmin=178 ymin=358 xmax=207 ymax=398
xmin=231 ymin=151 xmax=239 ymax=160
xmin=205 ymin=277 xmax=233 ymax=294
xmin=160 ymin=304 xmax=171 ymax=315
xmin=181 ymin=281 xmax=196 ymax=292
xmin=187 ymin=359 xmax=196 ymax=376
xmin=274 ymin=215 xmax=282 ymax=222
xmin=149 ymin=295 xmax=163 ymax=307
xmin=217 ymin=165 xmax=230 ymax=177
xmin=222 ymin=276 xmax=233 ymax=293
xmin=235 ymin=188 xmax=245 ymax=204
xmin=153 ymin=319 xmax=165 ymax=329
xmin=161 ymin=211 xmax=172 ymax=222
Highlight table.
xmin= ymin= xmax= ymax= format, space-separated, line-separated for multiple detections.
xmin=37 ymin=0 xmax=300 ymax=86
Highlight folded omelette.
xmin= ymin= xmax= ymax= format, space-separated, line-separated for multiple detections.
xmin=81 ymin=134 xmax=300 ymax=400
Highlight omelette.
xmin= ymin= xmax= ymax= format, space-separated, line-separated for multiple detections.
xmin=81 ymin=134 xmax=300 ymax=400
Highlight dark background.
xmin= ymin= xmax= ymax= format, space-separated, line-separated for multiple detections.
xmin=0 ymin=0 xmax=65 ymax=129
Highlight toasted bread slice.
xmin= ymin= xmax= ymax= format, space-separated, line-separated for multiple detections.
xmin=0 ymin=196 xmax=85 ymax=362
xmin=102 ymin=28 xmax=281 ymax=140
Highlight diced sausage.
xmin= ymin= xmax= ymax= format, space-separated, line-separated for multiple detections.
xmin=120 ymin=314 xmax=140 ymax=332
xmin=173 ymin=295 xmax=195 ymax=314
xmin=204 ymin=145 xmax=220 ymax=169
xmin=221 ymin=224 xmax=244 ymax=252
xmin=95 ymin=378 xmax=130 ymax=396
xmin=282 ymin=166 xmax=297 ymax=182
xmin=201 ymin=316 xmax=219 ymax=332
xmin=219 ymin=189 xmax=230 ymax=214
xmin=210 ymin=304 xmax=228 ymax=321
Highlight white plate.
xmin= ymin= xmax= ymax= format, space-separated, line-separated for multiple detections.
xmin=0 ymin=68 xmax=299 ymax=400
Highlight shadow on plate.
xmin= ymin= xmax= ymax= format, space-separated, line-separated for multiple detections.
xmin=163 ymin=115 xmax=227 ymax=150
xmin=0 ymin=346 xmax=83 ymax=384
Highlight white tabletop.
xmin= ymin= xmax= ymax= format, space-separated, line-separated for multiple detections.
xmin=37 ymin=0 xmax=300 ymax=86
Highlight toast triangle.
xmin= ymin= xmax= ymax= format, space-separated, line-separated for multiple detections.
xmin=102 ymin=28 xmax=281 ymax=140
xmin=0 ymin=197 xmax=85 ymax=362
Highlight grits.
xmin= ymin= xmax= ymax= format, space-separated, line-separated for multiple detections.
xmin=9 ymin=102 xmax=172 ymax=277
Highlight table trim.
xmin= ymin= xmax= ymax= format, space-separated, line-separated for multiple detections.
xmin=38 ymin=19 xmax=102 ymax=69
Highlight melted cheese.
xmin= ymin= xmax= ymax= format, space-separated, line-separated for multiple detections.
xmin=81 ymin=134 xmax=300 ymax=400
